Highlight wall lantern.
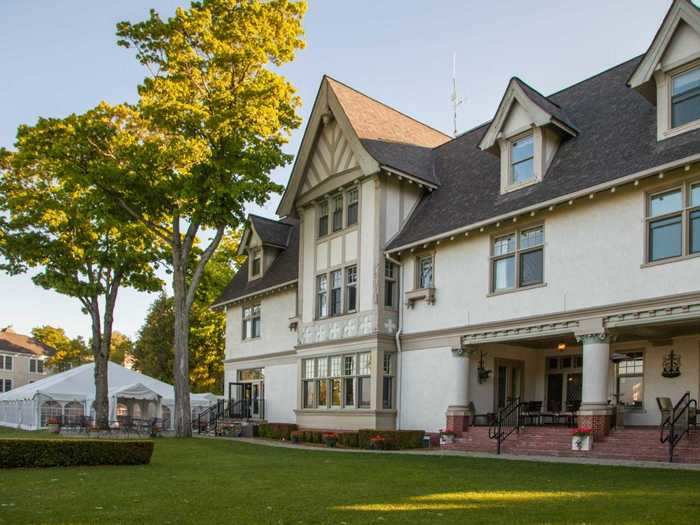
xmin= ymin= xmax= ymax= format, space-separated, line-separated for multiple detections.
xmin=662 ymin=349 xmax=681 ymax=378
xmin=557 ymin=343 xmax=567 ymax=352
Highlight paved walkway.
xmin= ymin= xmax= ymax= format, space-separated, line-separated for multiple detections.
xmin=196 ymin=435 xmax=700 ymax=471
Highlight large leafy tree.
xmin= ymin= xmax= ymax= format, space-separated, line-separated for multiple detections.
xmin=97 ymin=0 xmax=306 ymax=436
xmin=132 ymin=232 xmax=243 ymax=394
xmin=0 ymin=114 xmax=162 ymax=428
xmin=31 ymin=325 xmax=91 ymax=371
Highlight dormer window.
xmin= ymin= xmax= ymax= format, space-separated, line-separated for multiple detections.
xmin=671 ymin=66 xmax=700 ymax=128
xmin=511 ymin=134 xmax=535 ymax=184
xmin=251 ymin=249 xmax=262 ymax=278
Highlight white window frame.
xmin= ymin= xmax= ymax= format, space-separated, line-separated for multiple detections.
xmin=242 ymin=304 xmax=261 ymax=340
xmin=301 ymin=352 xmax=370 ymax=410
xmin=316 ymin=264 xmax=358 ymax=320
xmin=509 ymin=132 xmax=535 ymax=186
xmin=416 ymin=255 xmax=434 ymax=290
xmin=0 ymin=355 xmax=12 ymax=370
xmin=345 ymin=265 xmax=358 ymax=313
xmin=658 ymin=60 xmax=700 ymax=140
xmin=615 ymin=351 xmax=645 ymax=410
xmin=249 ymin=248 xmax=262 ymax=279
xmin=384 ymin=260 xmax=398 ymax=308
xmin=316 ymin=187 xmax=360 ymax=240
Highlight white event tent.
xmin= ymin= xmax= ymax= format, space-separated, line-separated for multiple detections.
xmin=0 ymin=361 xmax=218 ymax=430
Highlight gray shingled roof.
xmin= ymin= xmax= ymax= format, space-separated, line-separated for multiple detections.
xmin=387 ymin=56 xmax=700 ymax=250
xmin=250 ymin=214 xmax=294 ymax=248
xmin=213 ymin=218 xmax=299 ymax=306
xmin=512 ymin=77 xmax=578 ymax=133
xmin=360 ymin=139 xmax=437 ymax=185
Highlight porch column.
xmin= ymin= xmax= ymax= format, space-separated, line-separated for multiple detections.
xmin=445 ymin=348 xmax=471 ymax=436
xmin=576 ymin=333 xmax=614 ymax=439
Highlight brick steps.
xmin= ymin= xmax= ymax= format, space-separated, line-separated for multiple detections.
xmin=444 ymin=426 xmax=700 ymax=463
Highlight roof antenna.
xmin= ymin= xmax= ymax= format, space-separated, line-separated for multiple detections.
xmin=451 ymin=52 xmax=464 ymax=137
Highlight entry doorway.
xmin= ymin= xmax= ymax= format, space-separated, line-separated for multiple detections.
xmin=494 ymin=359 xmax=525 ymax=410
xmin=545 ymin=354 xmax=583 ymax=411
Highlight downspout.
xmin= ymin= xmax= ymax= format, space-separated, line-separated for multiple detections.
xmin=385 ymin=253 xmax=403 ymax=430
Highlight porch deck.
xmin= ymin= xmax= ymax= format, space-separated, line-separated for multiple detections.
xmin=444 ymin=426 xmax=700 ymax=463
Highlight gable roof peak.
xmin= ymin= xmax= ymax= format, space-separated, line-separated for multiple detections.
xmin=478 ymin=76 xmax=578 ymax=152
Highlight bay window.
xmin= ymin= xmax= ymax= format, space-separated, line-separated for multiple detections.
xmin=646 ymin=181 xmax=700 ymax=263
xmin=384 ymin=261 xmax=397 ymax=308
xmin=316 ymin=275 xmax=328 ymax=318
xmin=318 ymin=202 xmax=329 ymax=237
xmin=332 ymin=194 xmax=343 ymax=232
xmin=383 ymin=353 xmax=394 ymax=409
xmin=491 ymin=225 xmax=544 ymax=292
xmin=317 ymin=265 xmax=358 ymax=318
xmin=330 ymin=270 xmax=342 ymax=316
xmin=316 ymin=188 xmax=359 ymax=239
xmin=301 ymin=352 xmax=371 ymax=409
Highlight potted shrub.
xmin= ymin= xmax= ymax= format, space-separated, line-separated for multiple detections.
xmin=290 ymin=430 xmax=303 ymax=444
xmin=322 ymin=432 xmax=338 ymax=448
xmin=571 ymin=427 xmax=593 ymax=451
xmin=368 ymin=434 xmax=385 ymax=450
xmin=439 ymin=429 xmax=456 ymax=445
xmin=47 ymin=417 xmax=61 ymax=434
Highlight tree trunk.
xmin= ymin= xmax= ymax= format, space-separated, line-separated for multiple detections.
xmin=89 ymin=301 xmax=110 ymax=430
xmin=172 ymin=258 xmax=192 ymax=437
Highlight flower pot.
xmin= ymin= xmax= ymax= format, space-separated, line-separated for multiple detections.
xmin=572 ymin=434 xmax=592 ymax=451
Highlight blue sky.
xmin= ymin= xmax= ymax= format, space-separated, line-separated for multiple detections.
xmin=0 ymin=1 xmax=674 ymax=340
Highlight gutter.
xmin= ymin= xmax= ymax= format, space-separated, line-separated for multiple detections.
xmin=385 ymin=252 xmax=403 ymax=430
xmin=386 ymin=153 xmax=700 ymax=254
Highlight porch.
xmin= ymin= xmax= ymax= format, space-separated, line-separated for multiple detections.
xmin=443 ymin=302 xmax=700 ymax=461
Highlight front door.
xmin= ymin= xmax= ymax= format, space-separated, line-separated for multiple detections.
xmin=495 ymin=360 xmax=524 ymax=409
xmin=241 ymin=382 xmax=264 ymax=419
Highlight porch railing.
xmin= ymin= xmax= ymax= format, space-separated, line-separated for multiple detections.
xmin=489 ymin=397 xmax=524 ymax=454
xmin=660 ymin=391 xmax=697 ymax=463
xmin=195 ymin=397 xmax=266 ymax=434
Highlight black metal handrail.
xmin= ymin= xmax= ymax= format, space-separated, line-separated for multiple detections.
xmin=195 ymin=397 xmax=266 ymax=434
xmin=489 ymin=397 xmax=523 ymax=454
xmin=660 ymin=391 xmax=696 ymax=463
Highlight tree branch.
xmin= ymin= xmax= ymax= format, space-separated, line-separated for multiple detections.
xmin=186 ymin=225 xmax=224 ymax=310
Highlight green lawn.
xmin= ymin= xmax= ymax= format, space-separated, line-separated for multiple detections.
xmin=1 ymin=427 xmax=700 ymax=524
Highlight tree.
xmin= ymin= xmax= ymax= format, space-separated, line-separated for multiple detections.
xmin=108 ymin=331 xmax=134 ymax=366
xmin=133 ymin=231 xmax=243 ymax=393
xmin=98 ymin=0 xmax=306 ymax=436
xmin=31 ymin=325 xmax=91 ymax=371
xmin=0 ymin=113 xmax=163 ymax=428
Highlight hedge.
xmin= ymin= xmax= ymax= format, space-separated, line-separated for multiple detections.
xmin=0 ymin=439 xmax=154 ymax=468
xmin=256 ymin=423 xmax=297 ymax=440
xmin=336 ymin=432 xmax=359 ymax=448
xmin=357 ymin=430 xmax=425 ymax=450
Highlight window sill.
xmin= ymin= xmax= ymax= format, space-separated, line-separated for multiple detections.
xmin=241 ymin=337 xmax=262 ymax=343
xmin=405 ymin=288 xmax=435 ymax=308
xmin=317 ymin=224 xmax=359 ymax=243
xmin=500 ymin=177 xmax=541 ymax=195
xmin=487 ymin=282 xmax=547 ymax=298
xmin=641 ymin=251 xmax=700 ymax=268
xmin=314 ymin=310 xmax=360 ymax=322
xmin=659 ymin=118 xmax=700 ymax=141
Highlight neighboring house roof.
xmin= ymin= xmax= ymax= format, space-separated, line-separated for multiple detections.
xmin=213 ymin=217 xmax=299 ymax=307
xmin=387 ymin=55 xmax=700 ymax=250
xmin=0 ymin=329 xmax=55 ymax=357
xmin=249 ymin=214 xmax=294 ymax=248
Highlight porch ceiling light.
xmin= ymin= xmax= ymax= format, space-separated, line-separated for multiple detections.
xmin=557 ymin=343 xmax=567 ymax=352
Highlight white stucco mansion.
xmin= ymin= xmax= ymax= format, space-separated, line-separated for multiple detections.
xmin=214 ymin=0 xmax=700 ymax=440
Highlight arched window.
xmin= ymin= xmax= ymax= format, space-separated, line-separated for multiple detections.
xmin=161 ymin=405 xmax=171 ymax=430
xmin=40 ymin=400 xmax=62 ymax=427
xmin=63 ymin=401 xmax=84 ymax=425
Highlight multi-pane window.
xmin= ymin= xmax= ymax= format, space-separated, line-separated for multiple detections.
xmin=383 ymin=353 xmax=394 ymax=409
xmin=384 ymin=261 xmax=397 ymax=308
xmin=302 ymin=353 xmax=369 ymax=409
xmin=491 ymin=226 xmax=544 ymax=292
xmin=317 ymin=274 xmax=328 ymax=318
xmin=30 ymin=359 xmax=44 ymax=374
xmin=318 ymin=202 xmax=329 ymax=237
xmin=251 ymin=249 xmax=262 ymax=277
xmin=242 ymin=305 xmax=261 ymax=340
xmin=417 ymin=255 xmax=434 ymax=289
xmin=332 ymin=194 xmax=344 ymax=232
xmin=330 ymin=270 xmax=342 ymax=316
xmin=0 ymin=355 xmax=12 ymax=370
xmin=345 ymin=266 xmax=357 ymax=313
xmin=0 ymin=379 xmax=11 ymax=393
xmin=358 ymin=352 xmax=371 ymax=408
xmin=646 ymin=182 xmax=700 ymax=262
xmin=346 ymin=189 xmax=359 ymax=226
xmin=671 ymin=67 xmax=700 ymax=128
xmin=316 ymin=188 xmax=359 ymax=239
xmin=511 ymin=134 xmax=535 ymax=184
xmin=616 ymin=352 xmax=644 ymax=409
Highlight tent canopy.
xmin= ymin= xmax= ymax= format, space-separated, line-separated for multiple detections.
xmin=0 ymin=361 xmax=213 ymax=406
xmin=110 ymin=382 xmax=161 ymax=402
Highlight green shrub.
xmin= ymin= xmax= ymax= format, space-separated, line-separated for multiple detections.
xmin=0 ymin=439 xmax=154 ymax=468
xmin=357 ymin=430 xmax=425 ymax=450
xmin=336 ymin=432 xmax=359 ymax=448
xmin=256 ymin=423 xmax=297 ymax=440
xmin=310 ymin=431 xmax=323 ymax=444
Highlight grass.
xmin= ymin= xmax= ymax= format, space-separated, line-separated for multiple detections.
xmin=2 ymin=427 xmax=700 ymax=524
